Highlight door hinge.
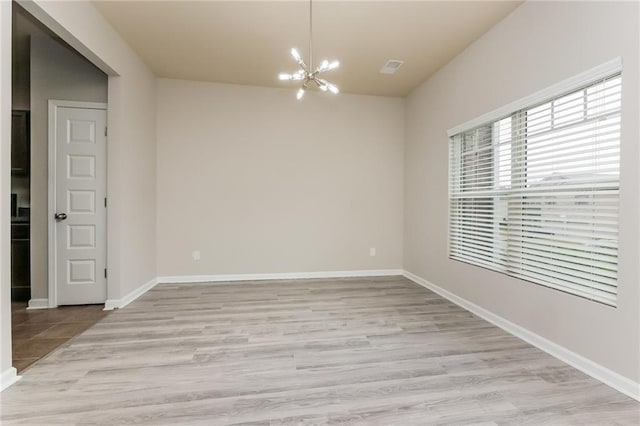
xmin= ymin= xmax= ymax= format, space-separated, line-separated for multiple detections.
xmin=104 ymin=268 xmax=108 ymax=279
xmin=104 ymin=197 xmax=107 ymax=208
xmin=105 ymin=127 xmax=108 ymax=137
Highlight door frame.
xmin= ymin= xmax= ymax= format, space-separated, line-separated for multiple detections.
xmin=47 ymin=99 xmax=108 ymax=308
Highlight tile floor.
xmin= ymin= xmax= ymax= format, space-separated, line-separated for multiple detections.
xmin=10 ymin=302 xmax=109 ymax=372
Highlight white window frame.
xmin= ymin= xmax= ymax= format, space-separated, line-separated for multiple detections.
xmin=447 ymin=58 xmax=622 ymax=138
xmin=447 ymin=58 xmax=622 ymax=306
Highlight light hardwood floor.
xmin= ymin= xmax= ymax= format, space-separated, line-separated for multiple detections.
xmin=1 ymin=276 xmax=638 ymax=425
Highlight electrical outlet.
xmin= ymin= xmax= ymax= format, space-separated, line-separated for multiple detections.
xmin=192 ymin=250 xmax=201 ymax=261
xmin=369 ymin=247 xmax=376 ymax=257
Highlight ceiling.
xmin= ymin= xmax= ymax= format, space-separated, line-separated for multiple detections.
xmin=93 ymin=1 xmax=521 ymax=97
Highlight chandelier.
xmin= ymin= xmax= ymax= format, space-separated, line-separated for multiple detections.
xmin=278 ymin=0 xmax=340 ymax=99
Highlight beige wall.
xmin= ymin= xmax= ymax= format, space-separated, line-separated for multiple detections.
xmin=19 ymin=0 xmax=158 ymax=302
xmin=29 ymin=34 xmax=108 ymax=300
xmin=404 ymin=1 xmax=640 ymax=382
xmin=157 ymin=79 xmax=404 ymax=276
xmin=1 ymin=0 xmax=14 ymax=379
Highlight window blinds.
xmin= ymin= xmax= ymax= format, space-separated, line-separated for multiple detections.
xmin=449 ymin=73 xmax=621 ymax=306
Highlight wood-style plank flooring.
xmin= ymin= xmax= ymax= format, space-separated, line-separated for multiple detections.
xmin=1 ymin=276 xmax=638 ymax=425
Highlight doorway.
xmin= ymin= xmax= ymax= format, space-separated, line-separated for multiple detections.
xmin=9 ymin=2 xmax=109 ymax=375
xmin=10 ymin=3 xmax=108 ymax=309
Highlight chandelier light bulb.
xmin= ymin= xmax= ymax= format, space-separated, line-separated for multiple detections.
xmin=296 ymin=87 xmax=306 ymax=100
xmin=291 ymin=48 xmax=301 ymax=62
xmin=328 ymin=60 xmax=340 ymax=70
xmin=278 ymin=73 xmax=292 ymax=81
xmin=327 ymin=83 xmax=339 ymax=94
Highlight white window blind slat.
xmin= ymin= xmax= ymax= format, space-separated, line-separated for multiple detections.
xmin=448 ymin=72 xmax=621 ymax=306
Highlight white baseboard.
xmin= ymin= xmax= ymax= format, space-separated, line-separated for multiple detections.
xmin=158 ymin=269 xmax=404 ymax=284
xmin=402 ymin=270 xmax=640 ymax=402
xmin=1 ymin=367 xmax=21 ymax=392
xmin=26 ymin=298 xmax=49 ymax=310
xmin=103 ymin=277 xmax=159 ymax=311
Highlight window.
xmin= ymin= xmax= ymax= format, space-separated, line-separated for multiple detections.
xmin=448 ymin=64 xmax=621 ymax=306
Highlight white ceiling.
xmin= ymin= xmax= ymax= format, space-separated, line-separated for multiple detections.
xmin=93 ymin=1 xmax=522 ymax=97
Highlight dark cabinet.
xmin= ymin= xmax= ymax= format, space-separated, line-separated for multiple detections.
xmin=11 ymin=110 xmax=30 ymax=175
xmin=11 ymin=223 xmax=30 ymax=301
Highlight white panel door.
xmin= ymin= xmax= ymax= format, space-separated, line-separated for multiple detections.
xmin=54 ymin=105 xmax=107 ymax=305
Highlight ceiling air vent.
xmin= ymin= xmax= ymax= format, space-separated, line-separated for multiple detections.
xmin=379 ymin=60 xmax=404 ymax=75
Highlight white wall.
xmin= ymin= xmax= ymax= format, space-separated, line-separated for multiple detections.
xmin=29 ymin=34 xmax=108 ymax=301
xmin=1 ymin=0 xmax=17 ymax=388
xmin=157 ymin=79 xmax=404 ymax=277
xmin=404 ymin=1 xmax=639 ymax=383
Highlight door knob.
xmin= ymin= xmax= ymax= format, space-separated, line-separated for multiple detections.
xmin=54 ymin=213 xmax=68 ymax=221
